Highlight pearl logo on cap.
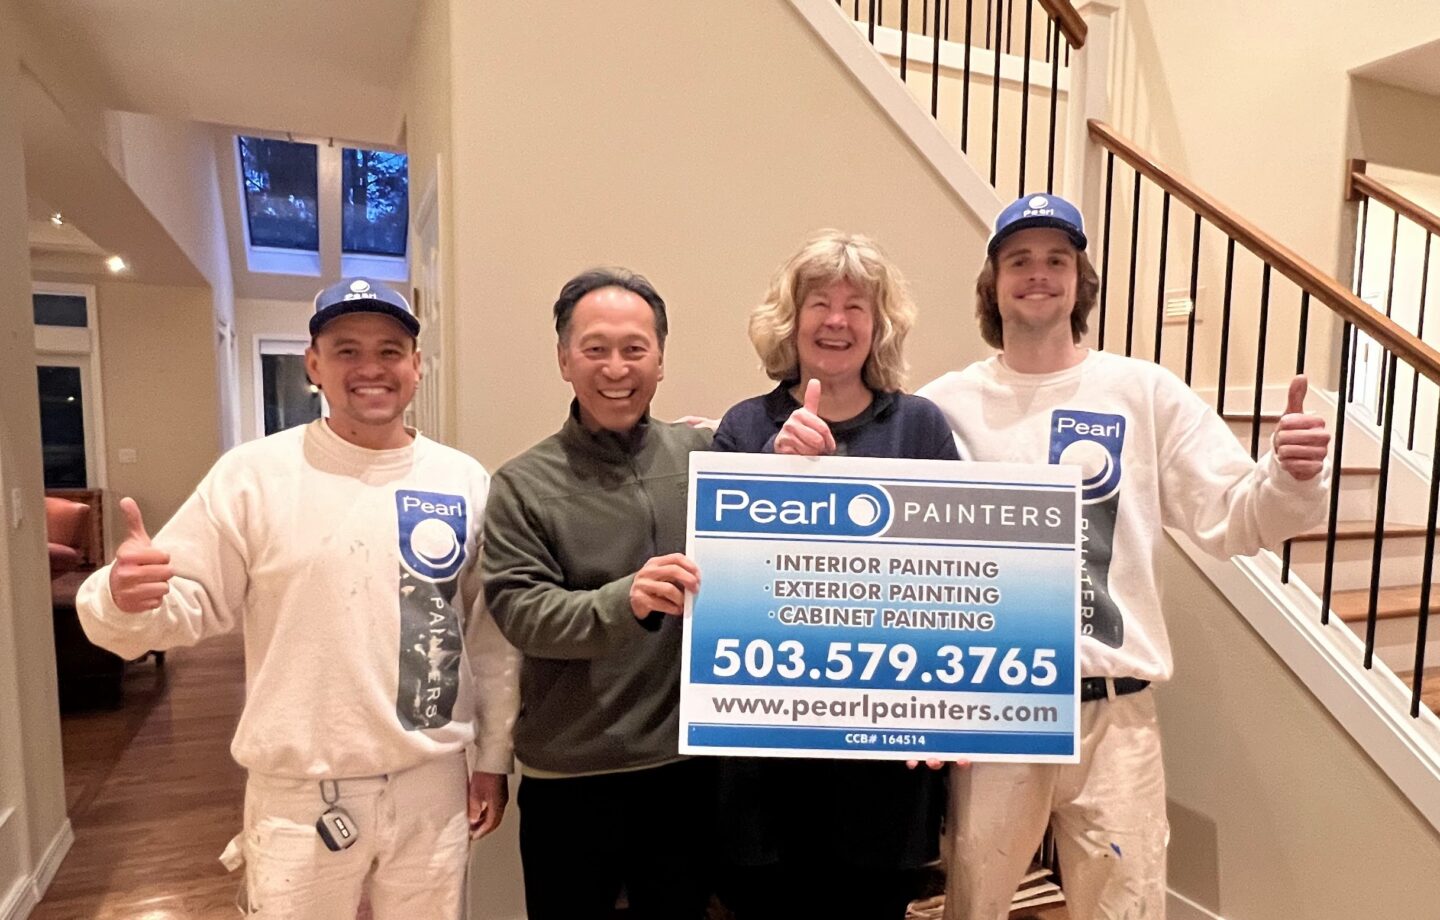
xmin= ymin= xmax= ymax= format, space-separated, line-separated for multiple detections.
xmin=1028 ymin=195 xmax=1049 ymax=209
xmin=350 ymin=279 xmax=371 ymax=293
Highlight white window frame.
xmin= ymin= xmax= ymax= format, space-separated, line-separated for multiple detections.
xmin=33 ymin=282 xmax=108 ymax=491
xmin=252 ymin=335 xmax=328 ymax=438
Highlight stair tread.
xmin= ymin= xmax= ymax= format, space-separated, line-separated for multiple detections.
xmin=1331 ymin=585 xmax=1440 ymax=621
xmin=1292 ymin=521 xmax=1431 ymax=542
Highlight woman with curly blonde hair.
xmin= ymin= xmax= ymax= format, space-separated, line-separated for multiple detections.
xmin=711 ymin=231 xmax=959 ymax=920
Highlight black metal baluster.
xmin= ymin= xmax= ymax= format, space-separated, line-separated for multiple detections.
xmin=1184 ymin=214 xmax=1201 ymax=385
xmin=1217 ymin=239 xmax=1236 ymax=415
xmin=1366 ymin=351 xmax=1400 ymax=669
xmin=1349 ymin=197 xmax=1370 ymax=403
xmin=1153 ymin=192 xmax=1171 ymax=364
xmin=1249 ymin=265 xmax=1271 ymax=460
xmin=989 ymin=0 xmax=1002 ymax=186
xmin=869 ymin=0 xmax=878 ymax=43
xmin=985 ymin=0 xmax=992 ymax=49
xmin=931 ymin=0 xmax=942 ymax=117
xmin=1377 ymin=211 xmax=1401 ymax=419
xmin=1005 ymin=0 xmax=1013 ymax=53
xmin=1017 ymin=0 xmax=1033 ymax=197
xmin=1046 ymin=30 xmax=1061 ymax=193
xmin=1098 ymin=152 xmax=1115 ymax=351
xmin=1321 ymin=320 xmax=1353 ymax=626
xmin=1412 ymin=418 xmax=1440 ymax=716
xmin=1125 ymin=171 xmax=1141 ymax=357
xmin=1282 ymin=290 xmax=1311 ymax=584
xmin=1409 ymin=234 xmax=1432 ymax=451
xmin=900 ymin=0 xmax=910 ymax=81
xmin=944 ymin=0 xmax=951 ymax=40
xmin=961 ymin=0 xmax=973 ymax=153
xmin=1044 ymin=16 xmax=1052 ymax=62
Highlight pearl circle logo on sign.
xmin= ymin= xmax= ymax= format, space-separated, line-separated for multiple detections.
xmin=1028 ymin=195 xmax=1049 ymax=209
xmin=350 ymin=279 xmax=371 ymax=293
xmin=410 ymin=518 xmax=462 ymax=569
xmin=847 ymin=494 xmax=883 ymax=527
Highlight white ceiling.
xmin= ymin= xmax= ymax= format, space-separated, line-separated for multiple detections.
xmin=1353 ymin=37 xmax=1440 ymax=99
xmin=13 ymin=0 xmax=419 ymax=145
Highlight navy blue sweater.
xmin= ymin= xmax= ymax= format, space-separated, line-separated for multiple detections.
xmin=713 ymin=381 xmax=961 ymax=461
xmin=710 ymin=382 xmax=958 ymax=872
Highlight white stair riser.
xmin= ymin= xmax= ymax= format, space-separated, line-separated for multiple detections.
xmin=1289 ymin=536 xmax=1440 ymax=591
xmin=1341 ymin=614 xmax=1440 ymax=680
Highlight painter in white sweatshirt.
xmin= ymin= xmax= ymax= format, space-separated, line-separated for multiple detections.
xmin=77 ymin=279 xmax=518 ymax=920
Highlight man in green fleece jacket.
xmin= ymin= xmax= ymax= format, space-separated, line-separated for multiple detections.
xmin=481 ymin=267 xmax=714 ymax=920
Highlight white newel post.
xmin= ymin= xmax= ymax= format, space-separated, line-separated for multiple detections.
xmin=1063 ymin=0 xmax=1119 ymax=234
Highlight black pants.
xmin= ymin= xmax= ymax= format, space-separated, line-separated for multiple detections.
xmin=517 ymin=760 xmax=713 ymax=920
xmin=719 ymin=864 xmax=921 ymax=920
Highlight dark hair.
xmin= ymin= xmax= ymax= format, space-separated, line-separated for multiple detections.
xmin=974 ymin=249 xmax=1101 ymax=349
xmin=553 ymin=267 xmax=669 ymax=348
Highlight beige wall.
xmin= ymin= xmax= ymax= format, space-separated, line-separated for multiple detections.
xmin=446 ymin=0 xmax=992 ymax=471
xmin=0 ymin=0 xmax=68 ymax=902
xmin=1157 ymin=539 xmax=1440 ymax=917
xmin=1106 ymin=1 xmax=1440 ymax=394
xmin=89 ymin=281 xmax=222 ymax=544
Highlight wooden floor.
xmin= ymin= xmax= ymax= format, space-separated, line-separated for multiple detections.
xmin=33 ymin=631 xmax=1069 ymax=920
xmin=35 ymin=633 xmax=247 ymax=919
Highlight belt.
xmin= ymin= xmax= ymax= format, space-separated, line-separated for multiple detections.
xmin=1079 ymin=676 xmax=1151 ymax=702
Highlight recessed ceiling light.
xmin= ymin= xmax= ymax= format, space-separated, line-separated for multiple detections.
xmin=105 ymin=255 xmax=127 ymax=273
xmin=49 ymin=212 xmax=64 ymax=227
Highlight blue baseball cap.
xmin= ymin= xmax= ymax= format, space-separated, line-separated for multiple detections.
xmin=987 ymin=193 xmax=1087 ymax=257
xmin=310 ymin=278 xmax=420 ymax=338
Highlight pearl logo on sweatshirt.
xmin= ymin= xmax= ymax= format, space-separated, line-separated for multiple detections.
xmin=396 ymin=490 xmax=468 ymax=582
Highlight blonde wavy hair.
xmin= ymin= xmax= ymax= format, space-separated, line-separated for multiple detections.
xmin=748 ymin=230 xmax=917 ymax=392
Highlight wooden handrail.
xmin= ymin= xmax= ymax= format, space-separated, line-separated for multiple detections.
xmin=1088 ymin=119 xmax=1440 ymax=385
xmin=1348 ymin=166 xmax=1440 ymax=241
xmin=1038 ymin=0 xmax=1087 ymax=49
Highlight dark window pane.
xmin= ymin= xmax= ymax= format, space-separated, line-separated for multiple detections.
xmin=37 ymin=366 xmax=87 ymax=488
xmin=261 ymin=353 xmax=323 ymax=435
xmin=33 ymin=293 xmax=88 ymax=328
xmin=341 ymin=148 xmax=409 ymax=257
xmin=239 ymin=136 xmax=319 ymax=251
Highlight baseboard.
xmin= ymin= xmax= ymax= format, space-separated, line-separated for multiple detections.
xmin=0 ymin=820 xmax=73 ymax=920
xmin=1169 ymin=888 xmax=1226 ymax=920
xmin=0 ymin=877 xmax=38 ymax=920
xmin=34 ymin=820 xmax=73 ymax=899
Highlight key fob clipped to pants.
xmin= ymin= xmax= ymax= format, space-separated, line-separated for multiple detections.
xmin=316 ymin=806 xmax=358 ymax=851
xmin=316 ymin=780 xmax=359 ymax=852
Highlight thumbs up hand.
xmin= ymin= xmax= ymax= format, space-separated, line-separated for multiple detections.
xmin=1273 ymin=375 xmax=1331 ymax=482
xmin=775 ymin=378 xmax=837 ymax=456
xmin=108 ymin=497 xmax=175 ymax=613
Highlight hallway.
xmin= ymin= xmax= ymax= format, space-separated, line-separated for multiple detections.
xmin=34 ymin=634 xmax=246 ymax=919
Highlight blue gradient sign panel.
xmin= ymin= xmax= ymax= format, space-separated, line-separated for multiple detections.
xmin=680 ymin=452 xmax=1082 ymax=763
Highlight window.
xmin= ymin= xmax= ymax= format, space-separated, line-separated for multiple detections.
xmin=238 ymin=136 xmax=319 ymax=251
xmin=33 ymin=284 xmax=106 ymax=491
xmin=342 ymin=148 xmax=409 ymax=257
xmin=33 ymin=293 xmax=88 ymax=328
xmin=37 ymin=365 xmax=87 ymax=488
xmin=255 ymin=339 xmax=326 ymax=437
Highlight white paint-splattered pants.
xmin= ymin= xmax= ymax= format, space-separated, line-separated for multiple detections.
xmin=238 ymin=753 xmax=469 ymax=920
xmin=944 ymin=689 xmax=1169 ymax=920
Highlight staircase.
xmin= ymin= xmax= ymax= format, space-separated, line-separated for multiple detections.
xmin=789 ymin=0 xmax=1440 ymax=913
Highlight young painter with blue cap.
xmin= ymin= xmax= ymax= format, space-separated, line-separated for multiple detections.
xmin=76 ymin=278 xmax=518 ymax=919
xmin=917 ymin=195 xmax=1333 ymax=919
